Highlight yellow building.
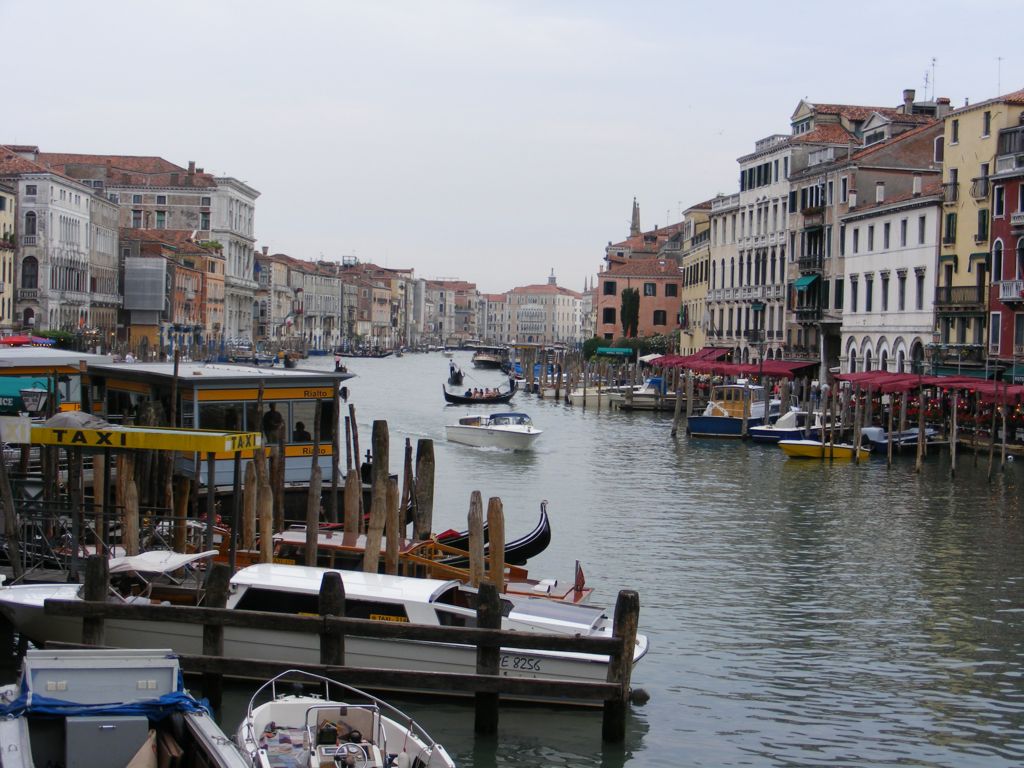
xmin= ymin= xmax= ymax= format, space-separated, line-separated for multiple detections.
xmin=678 ymin=199 xmax=713 ymax=355
xmin=937 ymin=88 xmax=1024 ymax=374
xmin=0 ymin=181 xmax=13 ymax=333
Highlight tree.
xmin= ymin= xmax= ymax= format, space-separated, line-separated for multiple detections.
xmin=620 ymin=288 xmax=639 ymax=338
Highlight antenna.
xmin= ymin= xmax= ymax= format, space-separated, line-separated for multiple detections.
xmin=997 ymin=56 xmax=1003 ymax=95
xmin=930 ymin=57 xmax=937 ymax=101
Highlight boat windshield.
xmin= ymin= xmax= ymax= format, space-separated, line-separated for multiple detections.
xmin=489 ymin=413 xmax=530 ymax=426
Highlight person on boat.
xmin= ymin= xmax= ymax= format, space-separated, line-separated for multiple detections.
xmin=292 ymin=421 xmax=311 ymax=442
xmin=464 ymin=388 xmax=473 ymax=397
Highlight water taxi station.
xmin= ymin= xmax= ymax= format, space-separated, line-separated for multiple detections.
xmin=0 ymin=348 xmax=644 ymax=739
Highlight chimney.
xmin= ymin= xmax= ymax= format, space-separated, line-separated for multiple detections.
xmin=912 ymin=174 xmax=922 ymax=197
xmin=187 ymin=161 xmax=195 ymax=175
xmin=903 ymin=88 xmax=916 ymax=113
xmin=262 ymin=246 xmax=269 ymax=256
xmin=875 ymin=181 xmax=885 ymax=203
xmin=848 ymin=189 xmax=857 ymax=208
xmin=935 ymin=97 xmax=952 ymax=118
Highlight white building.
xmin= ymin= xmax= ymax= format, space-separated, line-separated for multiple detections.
xmin=213 ymin=176 xmax=259 ymax=342
xmin=839 ymin=178 xmax=940 ymax=373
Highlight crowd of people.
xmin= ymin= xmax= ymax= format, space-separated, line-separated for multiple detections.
xmin=463 ymin=387 xmax=502 ymax=399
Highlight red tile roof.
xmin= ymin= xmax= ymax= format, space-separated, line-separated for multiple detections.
xmin=600 ymin=258 xmax=682 ymax=279
xmin=843 ymin=179 xmax=943 ymax=213
xmin=118 ymin=228 xmax=221 ymax=254
xmin=36 ymin=152 xmax=217 ymax=188
xmin=0 ymin=145 xmax=71 ymax=179
xmin=794 ymin=123 xmax=859 ymax=144
xmin=509 ymin=283 xmax=582 ymax=298
xmin=608 ymin=222 xmax=686 ymax=252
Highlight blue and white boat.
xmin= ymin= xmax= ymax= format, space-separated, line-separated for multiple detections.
xmin=687 ymin=380 xmax=780 ymax=438
xmin=749 ymin=408 xmax=827 ymax=443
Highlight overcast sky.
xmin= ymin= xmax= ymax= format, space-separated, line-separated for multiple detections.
xmin=4 ymin=1 xmax=1020 ymax=293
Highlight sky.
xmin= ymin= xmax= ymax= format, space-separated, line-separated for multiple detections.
xmin=3 ymin=0 xmax=1021 ymax=294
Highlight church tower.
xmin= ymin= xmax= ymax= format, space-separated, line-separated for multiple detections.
xmin=630 ymin=197 xmax=641 ymax=237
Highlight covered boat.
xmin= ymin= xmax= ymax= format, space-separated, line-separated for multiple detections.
xmin=687 ymin=380 xmax=781 ymax=437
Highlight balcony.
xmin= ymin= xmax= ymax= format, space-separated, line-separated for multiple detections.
xmin=970 ymin=177 xmax=990 ymax=199
xmin=1011 ymin=211 xmax=1024 ymax=232
xmin=1016 ymin=343 xmax=1024 ymax=356
xmin=934 ymin=285 xmax=985 ymax=308
xmin=21 ymin=235 xmax=37 ymax=246
xmin=798 ymin=254 xmax=823 ymax=273
xmin=943 ymin=183 xmax=958 ymax=203
xmin=997 ymin=279 xmax=1024 ymax=303
xmin=795 ymin=306 xmax=821 ymax=323
xmin=16 ymin=288 xmax=38 ymax=301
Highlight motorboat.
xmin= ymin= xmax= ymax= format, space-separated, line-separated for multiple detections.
xmin=238 ymin=669 xmax=454 ymax=768
xmin=778 ymin=439 xmax=871 ymax=461
xmin=470 ymin=349 xmax=505 ymax=369
xmin=0 ymin=562 xmax=648 ymax=701
xmin=859 ymin=426 xmax=941 ymax=453
xmin=0 ymin=648 xmax=248 ymax=768
xmin=687 ymin=380 xmax=781 ymax=438
xmin=608 ymin=377 xmax=679 ymax=411
xmin=445 ymin=411 xmax=542 ymax=451
xmin=749 ymin=409 xmax=829 ymax=443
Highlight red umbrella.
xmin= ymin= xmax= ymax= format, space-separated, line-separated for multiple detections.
xmin=0 ymin=335 xmax=56 ymax=346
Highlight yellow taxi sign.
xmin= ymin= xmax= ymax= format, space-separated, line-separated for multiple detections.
xmin=30 ymin=425 xmax=263 ymax=453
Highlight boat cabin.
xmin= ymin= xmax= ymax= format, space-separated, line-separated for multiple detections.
xmin=706 ymin=382 xmax=766 ymax=417
xmin=85 ymin=361 xmax=353 ymax=485
xmin=0 ymin=347 xmax=113 ymax=415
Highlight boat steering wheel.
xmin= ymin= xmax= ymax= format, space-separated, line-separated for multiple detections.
xmin=335 ymin=742 xmax=368 ymax=767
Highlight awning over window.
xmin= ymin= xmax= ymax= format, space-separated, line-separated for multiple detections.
xmin=794 ymin=274 xmax=819 ymax=291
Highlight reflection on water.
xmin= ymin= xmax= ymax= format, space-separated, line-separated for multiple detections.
xmin=216 ymin=353 xmax=1023 ymax=766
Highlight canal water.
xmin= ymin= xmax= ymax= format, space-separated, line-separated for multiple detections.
xmin=244 ymin=351 xmax=1024 ymax=767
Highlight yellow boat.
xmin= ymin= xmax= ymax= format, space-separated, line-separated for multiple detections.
xmin=778 ymin=439 xmax=870 ymax=461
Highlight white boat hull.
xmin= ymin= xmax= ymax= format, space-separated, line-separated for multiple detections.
xmin=0 ymin=585 xmax=640 ymax=699
xmin=445 ymin=424 xmax=541 ymax=450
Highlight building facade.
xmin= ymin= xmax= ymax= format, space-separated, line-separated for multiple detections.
xmin=0 ymin=181 xmax=14 ymax=333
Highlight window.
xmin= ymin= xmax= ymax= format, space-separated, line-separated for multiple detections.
xmin=977 ymin=209 xmax=989 ymax=241
xmin=643 ymin=282 xmax=656 ymax=297
xmin=919 ymin=215 xmax=927 ymax=245
xmin=883 ymin=222 xmax=891 ymax=249
xmin=993 ymin=241 xmax=1004 ymax=279
xmin=20 ymin=256 xmax=38 ymax=288
xmin=943 ymin=212 xmax=957 ymax=244
xmin=900 ymin=218 xmax=908 ymax=247
xmin=916 ymin=271 xmax=925 ymax=310
xmin=653 ymin=310 xmax=667 ymax=326
xmin=898 ymin=272 xmax=907 ymax=311
xmin=852 ymin=228 xmax=860 ymax=254
xmin=865 ymin=275 xmax=873 ymax=312
xmin=156 ymin=194 xmax=167 ymax=205
xmin=602 ymin=307 xmax=615 ymax=324
xmin=201 ymin=196 xmax=211 ymax=206
xmin=881 ymin=274 xmax=889 ymax=311
xmin=155 ymin=211 xmax=166 ymax=229
xmin=835 ymin=278 xmax=844 ymax=309
xmin=602 ymin=281 xmax=616 ymax=296
xmin=25 ymin=184 xmax=37 ymax=195
xmin=200 ymin=212 xmax=210 ymax=230
xmin=850 ymin=277 xmax=859 ymax=312
xmin=934 ymin=136 xmax=944 ymax=163
xmin=867 ymin=225 xmax=875 ymax=251
xmin=839 ymin=224 xmax=845 ymax=256
xmin=108 ymin=192 xmax=119 ymax=204
xmin=840 ymin=177 xmax=848 ymax=203
xmin=132 ymin=194 xmax=142 ymax=204
xmin=951 ymin=119 xmax=959 ymax=144
xmin=994 ymin=186 xmax=1005 ymax=217
xmin=990 ymin=312 xmax=1001 ymax=353
xmin=24 ymin=211 xmax=36 ymax=235
xmin=665 ymin=283 xmax=678 ymax=297
xmin=983 ymin=111 xmax=991 ymax=137
xmin=132 ymin=210 xmax=142 ymax=228
xmin=1017 ymin=313 xmax=1024 ymax=350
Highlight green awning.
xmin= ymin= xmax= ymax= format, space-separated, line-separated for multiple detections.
xmin=1003 ymin=364 xmax=1024 ymax=384
xmin=931 ymin=366 xmax=995 ymax=379
xmin=794 ymin=274 xmax=819 ymax=291
xmin=596 ymin=347 xmax=633 ymax=356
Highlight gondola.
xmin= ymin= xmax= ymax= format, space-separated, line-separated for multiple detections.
xmin=448 ymin=364 xmax=464 ymax=386
xmin=442 ymin=378 xmax=517 ymax=405
xmin=437 ymin=500 xmax=551 ymax=567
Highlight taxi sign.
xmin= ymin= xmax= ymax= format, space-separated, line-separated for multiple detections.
xmin=30 ymin=425 xmax=263 ymax=453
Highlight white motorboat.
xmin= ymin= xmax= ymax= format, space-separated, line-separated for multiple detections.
xmin=0 ymin=562 xmax=648 ymax=702
xmin=0 ymin=648 xmax=248 ymax=768
xmin=238 ymin=669 xmax=454 ymax=768
xmin=749 ymin=408 xmax=830 ymax=443
xmin=445 ymin=411 xmax=542 ymax=451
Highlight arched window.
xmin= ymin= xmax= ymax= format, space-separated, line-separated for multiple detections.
xmin=22 ymin=308 xmax=34 ymax=329
xmin=1017 ymin=238 xmax=1024 ymax=279
xmin=24 ymin=211 xmax=37 ymax=236
xmin=865 ymin=349 xmax=873 ymax=371
xmin=20 ymin=256 xmax=38 ymax=289
xmin=992 ymin=240 xmax=1004 ymax=281
xmin=880 ymin=350 xmax=888 ymax=372
xmin=849 ymin=349 xmax=857 ymax=373
xmin=897 ymin=350 xmax=905 ymax=373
